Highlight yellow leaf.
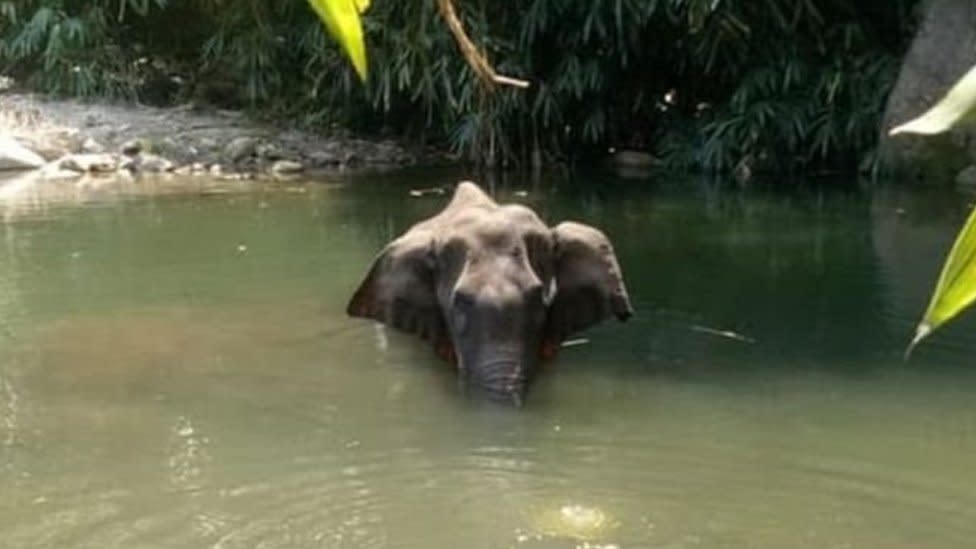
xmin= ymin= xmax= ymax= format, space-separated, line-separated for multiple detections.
xmin=307 ymin=0 xmax=369 ymax=82
xmin=907 ymin=203 xmax=976 ymax=357
xmin=889 ymin=64 xmax=976 ymax=136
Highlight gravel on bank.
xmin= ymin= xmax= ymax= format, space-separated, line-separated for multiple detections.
xmin=0 ymin=92 xmax=427 ymax=183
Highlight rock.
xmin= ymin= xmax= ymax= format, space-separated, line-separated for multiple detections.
xmin=956 ymin=164 xmax=976 ymax=186
xmin=198 ymin=137 xmax=219 ymax=150
xmin=120 ymin=139 xmax=143 ymax=156
xmin=306 ymin=150 xmax=341 ymax=167
xmin=224 ymin=136 xmax=259 ymax=162
xmin=733 ymin=158 xmax=753 ymax=185
xmin=880 ymin=0 xmax=976 ymax=182
xmin=156 ymin=137 xmax=191 ymax=161
xmin=119 ymin=157 xmax=139 ymax=172
xmin=81 ymin=137 xmax=105 ymax=154
xmin=12 ymin=130 xmax=81 ymax=161
xmin=256 ymin=142 xmax=283 ymax=160
xmin=59 ymin=153 xmax=118 ymax=173
xmin=409 ymin=187 xmax=447 ymax=197
xmin=38 ymin=162 xmax=83 ymax=181
xmin=270 ymin=159 xmax=304 ymax=175
xmin=219 ymin=172 xmax=253 ymax=181
xmin=0 ymin=135 xmax=46 ymax=170
xmin=612 ymin=150 xmax=659 ymax=168
xmin=135 ymin=153 xmax=176 ymax=173
xmin=611 ymin=150 xmax=659 ymax=180
xmin=56 ymin=130 xmax=86 ymax=156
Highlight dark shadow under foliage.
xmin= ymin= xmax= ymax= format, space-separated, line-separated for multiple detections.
xmin=0 ymin=0 xmax=919 ymax=175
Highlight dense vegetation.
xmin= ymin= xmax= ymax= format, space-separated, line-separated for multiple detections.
xmin=0 ymin=0 xmax=919 ymax=173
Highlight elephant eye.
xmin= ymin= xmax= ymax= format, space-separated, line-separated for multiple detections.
xmin=454 ymin=290 xmax=476 ymax=310
xmin=452 ymin=291 xmax=475 ymax=333
xmin=525 ymin=283 xmax=544 ymax=303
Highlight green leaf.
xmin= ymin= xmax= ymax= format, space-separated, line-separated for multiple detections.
xmin=889 ymin=65 xmax=976 ymax=136
xmin=307 ymin=0 xmax=369 ymax=82
xmin=907 ymin=203 xmax=976 ymax=357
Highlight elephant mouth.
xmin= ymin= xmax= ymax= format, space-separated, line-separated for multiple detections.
xmin=461 ymin=359 xmax=529 ymax=403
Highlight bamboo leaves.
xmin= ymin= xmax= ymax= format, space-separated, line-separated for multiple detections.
xmin=890 ymin=64 xmax=976 ymax=355
xmin=906 ymin=205 xmax=976 ymax=356
xmin=306 ymin=0 xmax=527 ymax=89
xmin=890 ymin=65 xmax=976 ymax=136
xmin=306 ymin=0 xmax=371 ymax=81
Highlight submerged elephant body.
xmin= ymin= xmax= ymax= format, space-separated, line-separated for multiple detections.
xmin=347 ymin=182 xmax=632 ymax=401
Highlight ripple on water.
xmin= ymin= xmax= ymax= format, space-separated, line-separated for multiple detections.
xmin=0 ymin=371 xmax=19 ymax=449
xmin=6 ymin=394 xmax=976 ymax=548
xmin=3 ymin=460 xmax=389 ymax=548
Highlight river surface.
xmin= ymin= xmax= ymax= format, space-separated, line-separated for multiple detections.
xmin=1 ymin=172 xmax=976 ymax=548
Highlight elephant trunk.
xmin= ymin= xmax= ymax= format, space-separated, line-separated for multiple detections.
xmin=461 ymin=355 xmax=532 ymax=404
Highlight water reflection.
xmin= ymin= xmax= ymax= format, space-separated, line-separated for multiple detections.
xmin=0 ymin=174 xmax=975 ymax=548
xmin=168 ymin=416 xmax=211 ymax=491
xmin=0 ymin=372 xmax=18 ymax=449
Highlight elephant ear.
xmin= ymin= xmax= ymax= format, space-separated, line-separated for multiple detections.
xmin=346 ymin=230 xmax=447 ymax=345
xmin=546 ymin=222 xmax=633 ymax=343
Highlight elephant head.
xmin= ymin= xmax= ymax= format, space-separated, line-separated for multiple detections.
xmin=347 ymin=181 xmax=632 ymax=402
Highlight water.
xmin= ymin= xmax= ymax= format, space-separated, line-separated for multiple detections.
xmin=2 ymin=172 xmax=976 ymax=548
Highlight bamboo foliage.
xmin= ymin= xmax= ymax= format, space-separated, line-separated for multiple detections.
xmin=0 ymin=0 xmax=918 ymax=169
xmin=889 ymin=64 xmax=976 ymax=356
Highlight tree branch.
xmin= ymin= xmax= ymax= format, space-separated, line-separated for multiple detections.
xmin=435 ymin=0 xmax=529 ymax=90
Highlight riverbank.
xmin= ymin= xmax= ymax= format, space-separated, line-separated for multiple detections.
xmin=0 ymin=92 xmax=429 ymax=183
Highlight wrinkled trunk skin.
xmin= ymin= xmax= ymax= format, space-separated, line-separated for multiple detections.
xmin=458 ymin=345 xmax=535 ymax=405
xmin=463 ymin=363 xmax=531 ymax=403
xmin=463 ymin=363 xmax=529 ymax=404
xmin=880 ymin=0 xmax=976 ymax=183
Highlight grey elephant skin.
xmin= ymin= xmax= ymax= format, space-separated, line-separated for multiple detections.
xmin=347 ymin=181 xmax=633 ymax=402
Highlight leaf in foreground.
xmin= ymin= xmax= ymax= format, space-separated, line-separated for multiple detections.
xmin=889 ymin=64 xmax=976 ymax=136
xmin=307 ymin=0 xmax=370 ymax=81
xmin=908 ymin=204 xmax=976 ymax=357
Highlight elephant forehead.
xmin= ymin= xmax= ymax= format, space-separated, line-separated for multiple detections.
xmin=446 ymin=205 xmax=547 ymax=247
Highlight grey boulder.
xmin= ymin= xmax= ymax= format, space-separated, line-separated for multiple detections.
xmin=0 ymin=135 xmax=46 ymax=171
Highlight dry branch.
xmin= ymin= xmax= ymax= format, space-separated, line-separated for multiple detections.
xmin=435 ymin=0 xmax=529 ymax=90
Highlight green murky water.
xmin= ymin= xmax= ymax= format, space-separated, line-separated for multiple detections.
xmin=2 ymin=172 xmax=976 ymax=548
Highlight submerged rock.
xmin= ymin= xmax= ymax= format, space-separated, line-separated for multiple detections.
xmin=39 ymin=162 xmax=85 ymax=181
xmin=957 ymin=164 xmax=976 ymax=187
xmin=611 ymin=149 xmax=660 ymax=179
xmin=612 ymin=149 xmax=658 ymax=168
xmin=59 ymin=153 xmax=118 ymax=173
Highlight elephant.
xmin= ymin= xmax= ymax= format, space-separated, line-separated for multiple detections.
xmin=347 ymin=181 xmax=633 ymax=402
